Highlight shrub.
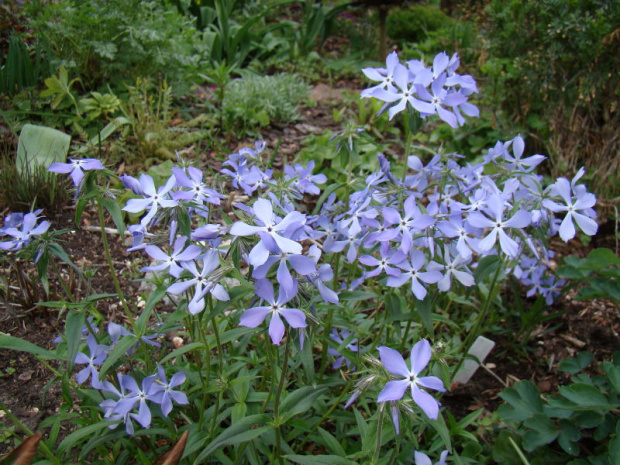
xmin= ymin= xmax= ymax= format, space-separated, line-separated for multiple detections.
xmin=482 ymin=0 xmax=620 ymax=201
xmin=26 ymin=0 xmax=203 ymax=90
xmin=387 ymin=4 xmax=453 ymax=45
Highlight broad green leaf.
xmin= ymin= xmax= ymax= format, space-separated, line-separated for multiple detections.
xmin=558 ymin=352 xmax=593 ymax=374
xmin=474 ymin=255 xmax=501 ymax=283
xmin=523 ymin=413 xmax=558 ymax=451
xmin=558 ymin=383 xmax=610 ymax=409
xmin=17 ymin=124 xmax=70 ymax=174
xmin=0 ymin=335 xmax=60 ymax=360
xmin=557 ymin=419 xmax=580 ymax=455
xmin=284 ymin=455 xmax=357 ymax=465
xmin=498 ymin=380 xmax=543 ymax=421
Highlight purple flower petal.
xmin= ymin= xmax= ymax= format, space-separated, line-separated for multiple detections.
xmin=378 ymin=379 xmax=409 ymax=402
xmin=378 ymin=346 xmax=410 ymax=377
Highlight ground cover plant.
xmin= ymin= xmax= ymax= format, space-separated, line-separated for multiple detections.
xmin=1 ymin=1 xmax=619 ymax=464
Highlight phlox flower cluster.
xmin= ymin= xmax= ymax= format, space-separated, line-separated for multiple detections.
xmin=57 ymin=319 xmax=185 ymax=435
xmin=111 ymin=143 xmax=334 ymax=346
xmin=361 ymin=51 xmax=479 ymax=127
xmin=312 ymin=133 xmax=597 ymax=305
xmin=0 ymin=210 xmax=50 ymax=254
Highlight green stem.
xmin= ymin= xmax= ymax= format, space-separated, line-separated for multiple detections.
xmin=49 ymin=259 xmax=75 ymax=303
xmin=0 ymin=400 xmax=61 ymax=464
xmin=274 ymin=335 xmax=291 ymax=465
xmin=96 ymin=201 xmax=132 ymax=327
xmin=372 ymin=404 xmax=385 ymax=465
xmin=451 ymin=260 xmax=504 ymax=382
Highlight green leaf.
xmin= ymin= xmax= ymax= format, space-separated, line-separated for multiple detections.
xmin=135 ymin=285 xmax=167 ymax=334
xmin=317 ymin=427 xmax=347 ymax=457
xmin=98 ymin=197 xmax=125 ymax=237
xmin=0 ymin=335 xmax=60 ymax=360
xmin=474 ymin=255 xmax=501 ymax=283
xmin=98 ymin=335 xmax=137 ymax=378
xmin=558 ymin=352 xmax=593 ymax=374
xmin=280 ymin=386 xmax=326 ymax=422
xmin=557 ymin=419 xmax=580 ymax=455
xmin=64 ymin=310 xmax=85 ymax=371
xmin=159 ymin=342 xmax=205 ymax=365
xmin=558 ymin=383 xmax=610 ymax=409
xmin=284 ymin=455 xmax=358 ymax=465
xmin=523 ymin=413 xmax=558 ymax=451
xmin=582 ymin=248 xmax=620 ymax=269
xmin=338 ymin=291 xmax=377 ymax=303
xmin=498 ymin=380 xmax=543 ymax=421
xmin=416 ymin=294 xmax=434 ymax=337
xmin=193 ymin=414 xmax=272 ymax=463
xmin=58 ymin=420 xmax=115 ymax=454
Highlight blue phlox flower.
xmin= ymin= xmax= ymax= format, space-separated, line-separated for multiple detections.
xmin=114 ymin=374 xmax=159 ymax=430
xmin=539 ymin=276 xmax=566 ymax=305
xmin=239 ymin=279 xmax=307 ymax=345
xmin=0 ymin=211 xmax=50 ymax=252
xmin=100 ymin=373 xmax=129 ymax=431
xmin=386 ymin=249 xmax=442 ymax=300
xmin=252 ymin=250 xmax=317 ymax=301
xmin=122 ymin=174 xmax=178 ymax=227
xmin=229 ymin=198 xmax=305 ymax=267
xmin=467 ymin=194 xmax=531 ymax=258
xmin=167 ymin=250 xmax=230 ymax=314
xmin=74 ymin=334 xmax=109 ymax=388
xmin=126 ymin=223 xmax=152 ymax=252
xmin=415 ymin=74 xmax=468 ymax=128
xmin=148 ymin=366 xmax=188 ymax=417
xmin=142 ymin=235 xmax=202 ymax=278
xmin=360 ymin=51 xmax=402 ymax=98
xmin=430 ymin=245 xmax=475 ymax=292
xmin=191 ymin=223 xmax=226 ymax=242
xmin=172 ymin=166 xmax=223 ymax=208
xmin=415 ymin=450 xmax=449 ymax=465
xmin=502 ymin=135 xmax=546 ymax=173
xmin=48 ymin=158 xmax=105 ymax=187
xmin=378 ymin=196 xmax=435 ymax=253
xmin=377 ymin=340 xmax=446 ymax=420
xmin=284 ymin=161 xmax=327 ymax=195
xmin=437 ymin=214 xmax=480 ymax=261
xmin=306 ymin=245 xmax=339 ymax=304
xmin=542 ymin=170 xmax=598 ymax=242
xmin=375 ymin=64 xmax=436 ymax=120
xmin=358 ymin=244 xmax=406 ymax=280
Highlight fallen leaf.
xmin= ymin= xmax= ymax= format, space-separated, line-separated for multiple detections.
xmin=0 ymin=433 xmax=42 ymax=465
xmin=151 ymin=430 xmax=189 ymax=465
